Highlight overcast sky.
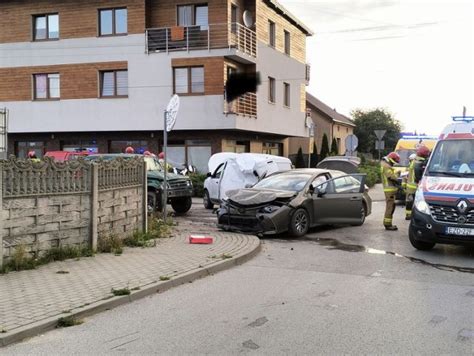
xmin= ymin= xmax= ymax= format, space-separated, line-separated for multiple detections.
xmin=279 ymin=0 xmax=473 ymax=135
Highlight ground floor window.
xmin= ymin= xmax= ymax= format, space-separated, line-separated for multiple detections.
xmin=222 ymin=139 xmax=249 ymax=153
xmin=166 ymin=139 xmax=211 ymax=173
xmin=109 ymin=140 xmax=149 ymax=154
xmin=61 ymin=140 xmax=99 ymax=153
xmin=16 ymin=141 xmax=45 ymax=158
xmin=262 ymin=142 xmax=282 ymax=156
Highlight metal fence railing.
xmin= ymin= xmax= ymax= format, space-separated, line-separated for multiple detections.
xmin=147 ymin=23 xmax=257 ymax=58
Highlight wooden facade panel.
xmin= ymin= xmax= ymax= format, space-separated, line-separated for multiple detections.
xmin=0 ymin=0 xmax=145 ymax=43
xmin=255 ymin=0 xmax=306 ymax=63
xmin=172 ymin=57 xmax=224 ymax=95
xmin=0 ymin=61 xmax=127 ymax=101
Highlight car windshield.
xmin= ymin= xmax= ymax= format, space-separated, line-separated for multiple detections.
xmin=427 ymin=139 xmax=474 ymax=176
xmin=253 ymin=173 xmax=313 ymax=192
xmin=395 ymin=149 xmax=416 ymax=167
xmin=144 ymin=157 xmax=163 ymax=171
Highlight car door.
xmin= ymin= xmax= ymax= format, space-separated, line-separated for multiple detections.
xmin=208 ymin=163 xmax=225 ymax=202
xmin=312 ymin=174 xmax=366 ymax=225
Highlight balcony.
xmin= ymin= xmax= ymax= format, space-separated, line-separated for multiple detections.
xmin=146 ymin=23 xmax=257 ymax=59
xmin=225 ymin=92 xmax=257 ymax=118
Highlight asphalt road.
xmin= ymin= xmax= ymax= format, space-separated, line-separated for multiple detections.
xmin=4 ymin=188 xmax=474 ymax=354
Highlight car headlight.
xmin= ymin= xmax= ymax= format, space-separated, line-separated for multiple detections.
xmin=414 ymin=189 xmax=430 ymax=215
xmin=261 ymin=205 xmax=280 ymax=214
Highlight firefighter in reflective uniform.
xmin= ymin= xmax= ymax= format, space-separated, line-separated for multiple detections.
xmin=404 ymin=153 xmax=418 ymax=220
xmin=381 ymin=152 xmax=401 ymax=230
xmin=405 ymin=145 xmax=431 ymax=219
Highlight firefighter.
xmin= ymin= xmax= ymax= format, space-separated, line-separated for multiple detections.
xmin=413 ymin=145 xmax=431 ymax=183
xmin=404 ymin=153 xmax=418 ymax=220
xmin=27 ymin=150 xmax=40 ymax=163
xmin=381 ymin=151 xmax=401 ymax=230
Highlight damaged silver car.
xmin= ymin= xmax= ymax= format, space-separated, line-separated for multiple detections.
xmin=217 ymin=169 xmax=372 ymax=237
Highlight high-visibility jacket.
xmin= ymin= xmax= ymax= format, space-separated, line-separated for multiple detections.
xmin=406 ymin=158 xmax=418 ymax=193
xmin=413 ymin=156 xmax=426 ymax=183
xmin=381 ymin=159 xmax=399 ymax=194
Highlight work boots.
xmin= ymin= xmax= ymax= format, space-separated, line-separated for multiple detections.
xmin=385 ymin=225 xmax=398 ymax=231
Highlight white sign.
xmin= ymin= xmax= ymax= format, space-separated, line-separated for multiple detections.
xmin=345 ymin=134 xmax=358 ymax=151
xmin=374 ymin=130 xmax=386 ymax=140
xmin=166 ymin=94 xmax=180 ymax=132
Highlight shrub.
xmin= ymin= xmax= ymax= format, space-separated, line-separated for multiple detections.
xmin=189 ymin=172 xmax=206 ymax=197
xmin=358 ymin=162 xmax=381 ymax=188
xmin=124 ymin=217 xmax=173 ymax=247
xmin=295 ymin=147 xmax=305 ymax=168
xmin=97 ymin=233 xmax=123 ymax=255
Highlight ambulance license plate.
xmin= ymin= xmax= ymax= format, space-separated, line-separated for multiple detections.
xmin=445 ymin=227 xmax=474 ymax=236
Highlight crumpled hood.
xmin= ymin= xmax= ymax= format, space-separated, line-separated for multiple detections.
xmin=148 ymin=170 xmax=189 ymax=181
xmin=226 ymin=188 xmax=295 ymax=206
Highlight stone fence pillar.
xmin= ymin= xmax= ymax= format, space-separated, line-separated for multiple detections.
xmin=90 ymin=163 xmax=98 ymax=251
xmin=0 ymin=167 xmax=3 ymax=269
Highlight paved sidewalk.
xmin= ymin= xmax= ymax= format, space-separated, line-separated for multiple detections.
xmin=0 ymin=217 xmax=260 ymax=346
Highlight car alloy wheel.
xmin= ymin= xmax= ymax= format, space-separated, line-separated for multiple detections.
xmin=295 ymin=211 xmax=308 ymax=233
xmin=289 ymin=208 xmax=310 ymax=237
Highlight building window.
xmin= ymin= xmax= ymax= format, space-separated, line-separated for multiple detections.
xmin=99 ymin=8 xmax=127 ymax=36
xmin=34 ymin=73 xmax=60 ymax=100
xmin=33 ymin=14 xmax=59 ymax=40
xmin=262 ymin=142 xmax=282 ymax=156
xmin=346 ymin=127 xmax=349 ymax=133
xmin=268 ymin=20 xmax=275 ymax=47
xmin=173 ymin=67 xmax=204 ymax=94
xmin=283 ymin=82 xmax=290 ymax=107
xmin=284 ymin=30 xmax=290 ymax=55
xmin=231 ymin=5 xmax=238 ymax=33
xmin=177 ymin=5 xmax=208 ymax=30
xmin=268 ymin=77 xmax=275 ymax=103
xmin=100 ymin=70 xmax=128 ymax=97
xmin=16 ymin=141 xmax=45 ymax=158
xmin=166 ymin=139 xmax=211 ymax=173
xmin=109 ymin=140 xmax=148 ymax=153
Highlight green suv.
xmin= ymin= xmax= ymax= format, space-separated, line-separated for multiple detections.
xmin=86 ymin=154 xmax=193 ymax=214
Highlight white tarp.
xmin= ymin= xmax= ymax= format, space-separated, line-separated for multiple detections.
xmin=209 ymin=153 xmax=292 ymax=200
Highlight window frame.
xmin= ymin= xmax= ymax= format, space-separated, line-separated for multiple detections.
xmin=33 ymin=13 xmax=59 ymax=41
xmin=268 ymin=76 xmax=275 ymax=103
xmin=176 ymin=4 xmax=209 ymax=27
xmin=98 ymin=7 xmax=128 ymax=37
xmin=268 ymin=20 xmax=276 ymax=47
xmin=99 ymin=69 xmax=128 ymax=98
xmin=173 ymin=66 xmax=205 ymax=95
xmin=284 ymin=29 xmax=290 ymax=55
xmin=33 ymin=73 xmax=60 ymax=100
xmin=283 ymin=82 xmax=290 ymax=107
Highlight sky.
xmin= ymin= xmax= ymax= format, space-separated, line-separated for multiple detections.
xmin=279 ymin=0 xmax=474 ymax=135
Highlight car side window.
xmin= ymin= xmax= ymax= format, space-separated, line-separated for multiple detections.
xmin=330 ymin=176 xmax=361 ymax=194
xmin=214 ymin=163 xmax=224 ymax=179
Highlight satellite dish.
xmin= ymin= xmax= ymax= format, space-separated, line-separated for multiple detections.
xmin=243 ymin=10 xmax=253 ymax=27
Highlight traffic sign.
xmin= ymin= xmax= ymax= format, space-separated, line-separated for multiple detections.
xmin=374 ymin=130 xmax=386 ymax=140
xmin=345 ymin=134 xmax=358 ymax=152
xmin=375 ymin=140 xmax=385 ymax=150
xmin=166 ymin=94 xmax=180 ymax=132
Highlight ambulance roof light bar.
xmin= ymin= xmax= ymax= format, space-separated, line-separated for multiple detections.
xmin=401 ymin=135 xmax=438 ymax=140
xmin=452 ymin=116 xmax=474 ymax=123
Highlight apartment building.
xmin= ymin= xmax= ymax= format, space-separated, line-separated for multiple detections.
xmin=0 ymin=0 xmax=311 ymax=172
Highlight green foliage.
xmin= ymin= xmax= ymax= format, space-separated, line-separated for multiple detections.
xmin=330 ymin=138 xmax=338 ymax=155
xmin=124 ymin=217 xmax=173 ymax=247
xmin=159 ymin=276 xmax=170 ymax=281
xmin=352 ymin=108 xmax=402 ymax=156
xmin=320 ymin=134 xmax=330 ymax=161
xmin=111 ymin=287 xmax=131 ymax=296
xmin=189 ymin=172 xmax=206 ymax=197
xmin=358 ymin=160 xmax=381 ymax=187
xmin=1 ymin=244 xmax=93 ymax=274
xmin=295 ymin=147 xmax=306 ymax=168
xmin=309 ymin=143 xmax=319 ymax=167
xmin=97 ymin=233 xmax=123 ymax=255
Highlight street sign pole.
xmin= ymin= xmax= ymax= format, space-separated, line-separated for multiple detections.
xmin=163 ymin=110 xmax=168 ymax=222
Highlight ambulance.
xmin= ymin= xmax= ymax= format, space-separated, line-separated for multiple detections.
xmin=409 ymin=116 xmax=474 ymax=250
xmin=393 ymin=135 xmax=437 ymax=200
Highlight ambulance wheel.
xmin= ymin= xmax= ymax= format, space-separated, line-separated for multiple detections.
xmin=409 ymin=224 xmax=435 ymax=250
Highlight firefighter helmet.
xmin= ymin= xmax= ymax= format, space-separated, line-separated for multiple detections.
xmin=416 ymin=145 xmax=430 ymax=158
xmin=158 ymin=152 xmax=165 ymax=159
xmin=387 ymin=152 xmax=400 ymax=164
xmin=143 ymin=150 xmax=151 ymax=156
xmin=125 ymin=146 xmax=135 ymax=154
xmin=27 ymin=150 xmax=37 ymax=159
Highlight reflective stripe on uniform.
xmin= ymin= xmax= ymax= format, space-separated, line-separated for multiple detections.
xmin=383 ymin=218 xmax=392 ymax=225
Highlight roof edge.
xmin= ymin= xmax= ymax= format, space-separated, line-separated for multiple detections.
xmin=263 ymin=0 xmax=314 ymax=36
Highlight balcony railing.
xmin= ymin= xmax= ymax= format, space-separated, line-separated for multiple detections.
xmin=146 ymin=23 xmax=256 ymax=58
xmin=225 ymin=92 xmax=257 ymax=118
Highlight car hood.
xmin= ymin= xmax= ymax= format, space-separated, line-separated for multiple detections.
xmin=148 ymin=170 xmax=188 ymax=181
xmin=226 ymin=188 xmax=295 ymax=206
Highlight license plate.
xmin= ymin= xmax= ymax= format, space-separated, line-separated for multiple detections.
xmin=445 ymin=227 xmax=474 ymax=236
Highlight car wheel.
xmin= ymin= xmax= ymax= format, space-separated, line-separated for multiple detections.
xmin=409 ymin=224 xmax=435 ymax=250
xmin=289 ymin=208 xmax=309 ymax=237
xmin=353 ymin=203 xmax=367 ymax=226
xmin=203 ymin=190 xmax=214 ymax=209
xmin=171 ymin=197 xmax=192 ymax=214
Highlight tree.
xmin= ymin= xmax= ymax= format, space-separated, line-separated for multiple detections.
xmin=309 ymin=143 xmax=319 ymax=167
xmin=320 ymin=134 xmax=330 ymax=161
xmin=352 ymin=108 xmax=402 ymax=156
xmin=330 ymin=138 xmax=338 ymax=155
xmin=295 ymin=147 xmax=306 ymax=168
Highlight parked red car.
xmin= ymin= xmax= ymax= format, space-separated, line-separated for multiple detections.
xmin=44 ymin=151 xmax=89 ymax=162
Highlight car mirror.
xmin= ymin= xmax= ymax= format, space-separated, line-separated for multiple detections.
xmin=206 ymin=172 xmax=211 ymax=178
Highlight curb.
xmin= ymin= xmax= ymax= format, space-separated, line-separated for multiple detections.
xmin=0 ymin=237 xmax=261 ymax=348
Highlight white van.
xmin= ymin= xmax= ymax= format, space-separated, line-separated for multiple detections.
xmin=203 ymin=153 xmax=292 ymax=209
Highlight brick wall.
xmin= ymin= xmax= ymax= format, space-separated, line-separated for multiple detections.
xmin=0 ymin=0 xmax=145 ymax=43
xmin=0 ymin=61 xmax=127 ymax=102
xmin=255 ymin=0 xmax=307 ymax=63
